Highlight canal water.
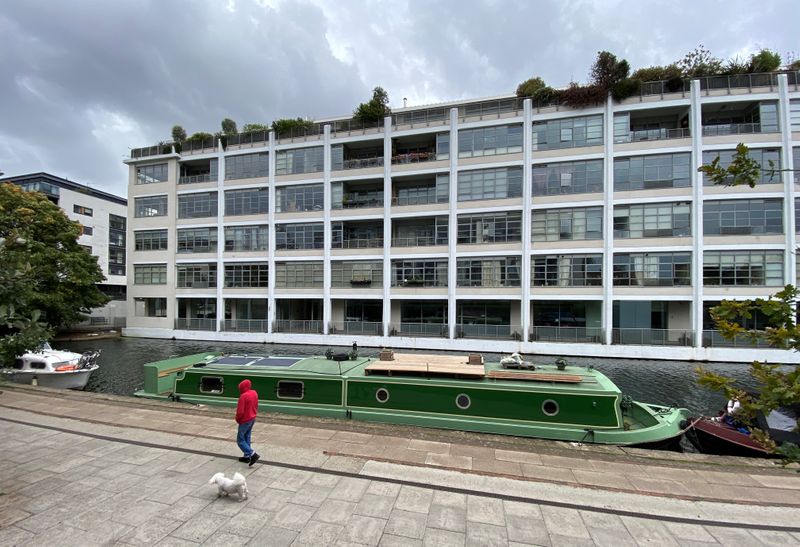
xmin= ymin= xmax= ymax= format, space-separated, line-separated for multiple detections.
xmin=59 ymin=336 xmax=769 ymax=415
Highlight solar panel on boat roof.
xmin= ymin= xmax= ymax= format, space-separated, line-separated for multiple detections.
xmin=252 ymin=357 xmax=301 ymax=367
xmin=214 ymin=356 xmax=258 ymax=366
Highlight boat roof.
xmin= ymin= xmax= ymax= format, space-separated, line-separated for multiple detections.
xmin=154 ymin=352 xmax=621 ymax=394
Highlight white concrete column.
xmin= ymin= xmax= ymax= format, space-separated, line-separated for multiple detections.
xmin=778 ymin=74 xmax=796 ymax=287
xmin=447 ymin=107 xmax=459 ymax=339
xmin=690 ymin=79 xmax=704 ymax=345
xmin=382 ymin=116 xmax=393 ymax=337
xmin=323 ymin=124 xmax=332 ymax=334
xmin=521 ymin=98 xmax=533 ymax=342
xmin=267 ymin=130 xmax=277 ymax=334
xmin=215 ymin=138 xmax=225 ymax=333
xmin=602 ymin=95 xmax=614 ymax=345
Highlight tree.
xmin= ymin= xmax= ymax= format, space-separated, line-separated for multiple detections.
xmin=749 ymin=49 xmax=781 ymax=73
xmin=353 ymin=86 xmax=391 ymax=123
xmin=515 ymin=76 xmax=547 ymax=98
xmin=221 ymin=118 xmax=238 ymax=136
xmin=0 ymin=184 xmax=109 ymax=364
xmin=590 ymin=51 xmax=630 ymax=91
xmin=677 ymin=45 xmax=723 ymax=77
xmin=171 ymin=125 xmax=187 ymax=143
xmin=696 ymin=147 xmax=800 ymax=465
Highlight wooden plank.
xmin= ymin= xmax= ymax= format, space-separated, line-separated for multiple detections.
xmin=486 ymin=370 xmax=583 ymax=383
xmin=366 ymin=353 xmax=485 ymax=378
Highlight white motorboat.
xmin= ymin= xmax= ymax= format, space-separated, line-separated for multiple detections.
xmin=2 ymin=343 xmax=100 ymax=390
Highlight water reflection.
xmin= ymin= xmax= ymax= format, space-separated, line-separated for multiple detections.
xmin=60 ymin=337 xmax=766 ymax=415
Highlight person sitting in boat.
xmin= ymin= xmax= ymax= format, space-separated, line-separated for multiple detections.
xmin=721 ymin=398 xmax=748 ymax=433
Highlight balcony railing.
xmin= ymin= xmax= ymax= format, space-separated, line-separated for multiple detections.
xmin=131 ymin=144 xmax=173 ymax=159
xmin=701 ymin=330 xmax=773 ymax=348
xmin=458 ymin=98 xmax=525 ymax=121
xmin=180 ymin=138 xmax=217 ymax=154
xmin=612 ymin=328 xmax=693 ymax=346
xmin=698 ymin=72 xmax=778 ymax=93
xmin=223 ymin=319 xmax=268 ymax=333
xmin=331 ymin=119 xmax=383 ymax=136
xmin=701 ymin=123 xmax=767 ymax=136
xmin=333 ymin=237 xmax=384 ymax=249
xmin=391 ymin=235 xmax=444 ymax=247
xmin=175 ymin=318 xmax=216 ymax=331
xmin=275 ymin=124 xmax=323 ymax=142
xmin=391 ymin=151 xmax=437 ymax=165
xmin=456 ymin=323 xmax=522 ymax=340
xmin=623 ymin=127 xmax=690 ymax=142
xmin=330 ymin=321 xmax=383 ymax=336
xmin=391 ymin=193 xmax=445 ymax=207
xmin=392 ymin=278 xmax=446 ymax=288
xmin=638 ymin=79 xmax=691 ymax=97
xmin=342 ymin=157 xmax=384 ymax=170
xmin=393 ymin=108 xmax=449 ymax=128
xmin=226 ymin=130 xmax=268 ymax=148
xmin=336 ymin=195 xmax=384 ymax=209
xmin=178 ymin=174 xmax=215 ymax=185
xmin=530 ymin=326 xmax=604 ymax=343
xmin=273 ymin=319 xmax=324 ymax=334
xmin=390 ymin=322 xmax=449 ymax=337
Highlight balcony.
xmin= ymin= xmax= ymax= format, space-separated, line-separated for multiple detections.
xmin=390 ymin=322 xmax=449 ymax=337
xmin=701 ymin=330 xmax=772 ymax=348
xmin=223 ymin=319 xmax=268 ymax=333
xmin=393 ymin=107 xmax=449 ymax=129
xmin=335 ymin=237 xmax=383 ymax=250
xmin=701 ymin=122 xmax=765 ymax=137
xmin=175 ymin=318 xmax=216 ymax=331
xmin=612 ymin=328 xmax=693 ymax=346
xmin=226 ymin=130 xmax=268 ymax=149
xmin=130 ymin=143 xmax=174 ymax=159
xmin=273 ymin=319 xmax=324 ymax=334
xmin=530 ymin=326 xmax=604 ymax=343
xmin=330 ymin=321 xmax=383 ymax=336
xmin=614 ymin=106 xmax=690 ymax=145
xmin=630 ymin=127 xmax=690 ymax=141
xmin=392 ymin=173 xmax=448 ymax=207
xmin=332 ymin=179 xmax=384 ymax=210
xmin=343 ymin=157 xmax=384 ymax=170
xmin=392 ymin=217 xmax=447 ymax=247
xmin=332 ymin=140 xmax=384 ymax=172
xmin=702 ymin=100 xmax=778 ymax=137
xmin=332 ymin=220 xmax=384 ymax=250
xmin=456 ymin=324 xmax=522 ymax=340
xmin=180 ymin=137 xmax=217 ymax=155
xmin=179 ymin=174 xmax=215 ymax=184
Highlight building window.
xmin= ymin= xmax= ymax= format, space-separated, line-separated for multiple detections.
xmin=275 ymin=223 xmax=324 ymax=250
xmin=135 ymin=229 xmax=168 ymax=251
xmin=134 ymin=297 xmax=167 ymax=317
xmin=108 ymin=213 xmax=126 ymax=276
xmin=177 ymin=227 xmax=217 ymax=253
xmin=391 ymin=260 xmax=448 ymax=287
xmin=73 ymin=204 xmax=93 ymax=216
xmin=276 ymin=184 xmax=324 ymax=212
xmin=458 ymin=167 xmax=523 ymax=201
xmin=109 ymin=248 xmax=125 ymax=276
xmin=134 ymin=264 xmax=167 ymax=285
xmin=457 ymin=211 xmax=522 ymax=244
xmin=178 ymin=192 xmax=217 ymax=219
xmin=176 ymin=263 xmax=217 ymax=288
xmin=703 ymin=251 xmax=783 ymax=286
xmin=80 ymin=244 xmax=92 ymax=253
xmin=614 ymin=153 xmax=691 ymax=191
xmin=532 ymin=115 xmax=603 ymax=150
xmin=276 ymin=146 xmax=324 ymax=175
xmin=532 ymin=160 xmax=603 ymax=196
xmin=225 ymin=152 xmax=268 ymax=180
xmin=82 ymin=226 xmax=93 ymax=236
xmin=331 ymin=261 xmax=383 ymax=288
xmin=275 ymin=261 xmax=323 ymax=288
xmin=224 ymin=187 xmax=268 ymax=216
xmin=613 ymin=253 xmax=691 ymax=286
xmin=613 ymin=202 xmax=690 ymax=238
xmin=701 ymin=148 xmax=781 ymax=186
xmin=392 ymin=217 xmax=448 ymax=247
xmin=224 ymin=225 xmax=268 ymax=252
xmin=224 ymin=263 xmax=268 ymax=288
xmin=457 ymin=257 xmax=521 ymax=287
xmin=136 ymin=163 xmax=168 ymax=184
xmin=794 ymin=148 xmax=800 ymax=184
xmin=704 ymin=199 xmax=783 ymax=235
xmin=458 ymin=124 xmax=523 ymax=158
xmin=532 ymin=255 xmax=603 ymax=287
xmin=134 ymin=195 xmax=168 ymax=218
xmin=532 ymin=207 xmax=602 ymax=241
xmin=393 ymin=174 xmax=449 ymax=206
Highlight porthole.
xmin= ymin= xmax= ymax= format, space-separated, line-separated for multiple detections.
xmin=456 ymin=393 xmax=471 ymax=410
xmin=542 ymin=399 xmax=559 ymax=417
xmin=375 ymin=388 xmax=390 ymax=403
xmin=277 ymin=380 xmax=304 ymax=400
xmin=200 ymin=376 xmax=224 ymax=394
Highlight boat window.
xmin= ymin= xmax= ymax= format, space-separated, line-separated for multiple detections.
xmin=277 ymin=380 xmax=304 ymax=400
xmin=199 ymin=376 xmax=224 ymax=394
xmin=456 ymin=393 xmax=471 ymax=410
xmin=12 ymin=359 xmax=24 ymax=370
xmin=30 ymin=361 xmax=47 ymax=370
xmin=542 ymin=399 xmax=559 ymax=417
xmin=375 ymin=388 xmax=390 ymax=403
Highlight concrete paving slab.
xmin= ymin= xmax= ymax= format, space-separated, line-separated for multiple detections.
xmin=385 ymin=508 xmax=428 ymax=539
xmin=422 ymin=527 xmax=466 ymax=547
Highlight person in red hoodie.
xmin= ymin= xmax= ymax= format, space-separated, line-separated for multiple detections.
xmin=235 ymin=379 xmax=260 ymax=466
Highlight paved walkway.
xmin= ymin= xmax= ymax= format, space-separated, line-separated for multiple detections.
xmin=1 ymin=385 xmax=799 ymax=546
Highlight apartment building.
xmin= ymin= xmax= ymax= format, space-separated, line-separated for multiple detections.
xmin=0 ymin=172 xmax=128 ymax=327
xmin=124 ymin=72 xmax=800 ymax=363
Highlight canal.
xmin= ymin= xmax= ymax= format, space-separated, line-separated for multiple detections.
xmin=59 ymin=336 xmax=766 ymax=415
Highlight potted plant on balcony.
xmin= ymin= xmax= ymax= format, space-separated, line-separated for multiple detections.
xmin=350 ymin=275 xmax=372 ymax=287
xmin=404 ymin=277 xmax=424 ymax=287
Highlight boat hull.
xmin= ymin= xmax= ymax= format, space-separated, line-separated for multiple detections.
xmin=2 ymin=366 xmax=97 ymax=390
xmin=686 ymin=417 xmax=773 ymax=458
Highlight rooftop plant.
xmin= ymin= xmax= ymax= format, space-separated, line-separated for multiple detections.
xmin=353 ymin=86 xmax=391 ymax=124
xmin=271 ymin=117 xmax=315 ymax=136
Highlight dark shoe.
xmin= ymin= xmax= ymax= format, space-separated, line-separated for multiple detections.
xmin=249 ymin=453 xmax=260 ymax=467
xmin=238 ymin=456 xmax=250 ymax=462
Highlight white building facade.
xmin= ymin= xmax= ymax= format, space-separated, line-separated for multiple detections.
xmin=1 ymin=172 xmax=128 ymax=327
xmin=123 ymin=73 xmax=800 ymax=363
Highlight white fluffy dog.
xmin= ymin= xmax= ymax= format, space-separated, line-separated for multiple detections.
xmin=209 ymin=472 xmax=248 ymax=501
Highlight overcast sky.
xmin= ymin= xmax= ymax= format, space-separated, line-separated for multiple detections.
xmin=1 ymin=0 xmax=797 ymax=196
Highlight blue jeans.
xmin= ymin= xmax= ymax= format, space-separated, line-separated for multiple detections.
xmin=237 ymin=419 xmax=255 ymax=457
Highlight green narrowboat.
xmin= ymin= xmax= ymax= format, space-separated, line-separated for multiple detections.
xmin=134 ymin=350 xmax=689 ymax=449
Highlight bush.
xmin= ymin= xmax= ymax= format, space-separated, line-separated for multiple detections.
xmin=221 ymin=118 xmax=237 ymax=136
xmin=725 ymin=56 xmax=751 ymax=75
xmin=271 ymin=118 xmax=315 ymax=136
xmin=749 ymin=48 xmax=781 ymax=72
xmin=631 ymin=64 xmax=681 ymax=82
xmin=241 ymin=123 xmax=268 ymax=135
xmin=610 ymin=78 xmax=641 ymax=101
xmin=516 ymin=76 xmax=547 ymax=98
xmin=559 ymin=83 xmax=606 ymax=108
xmin=354 ymin=86 xmax=391 ymax=123
xmin=187 ymin=132 xmax=214 ymax=142
xmin=677 ymin=45 xmax=723 ymax=77
xmin=665 ymin=75 xmax=686 ymax=92
xmin=532 ymin=86 xmax=560 ymax=106
xmin=171 ymin=125 xmax=187 ymax=143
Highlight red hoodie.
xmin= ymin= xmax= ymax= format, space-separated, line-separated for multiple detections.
xmin=235 ymin=379 xmax=259 ymax=424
